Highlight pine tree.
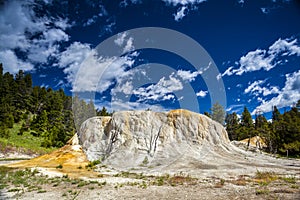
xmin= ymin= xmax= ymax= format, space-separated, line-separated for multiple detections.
xmin=211 ymin=102 xmax=225 ymax=125
xmin=240 ymin=107 xmax=254 ymax=148
xmin=97 ymin=106 xmax=111 ymax=116
xmin=225 ymin=112 xmax=240 ymax=140
xmin=272 ymin=106 xmax=281 ymax=122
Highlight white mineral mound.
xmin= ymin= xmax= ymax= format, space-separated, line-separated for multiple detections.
xmin=78 ymin=110 xmax=231 ymax=168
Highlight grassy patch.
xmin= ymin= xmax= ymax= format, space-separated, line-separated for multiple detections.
xmin=280 ymin=176 xmax=296 ymax=184
xmin=0 ymin=123 xmax=56 ymax=155
xmin=256 ymin=189 xmax=270 ymax=195
xmin=254 ymin=170 xmax=278 ymax=185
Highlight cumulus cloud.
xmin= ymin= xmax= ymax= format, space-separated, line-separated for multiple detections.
xmin=177 ymin=63 xmax=210 ymax=81
xmin=177 ymin=69 xmax=199 ymax=82
xmin=59 ymin=41 xmax=138 ymax=93
xmin=58 ymin=42 xmax=94 ymax=85
xmin=0 ymin=0 xmax=71 ymax=73
xmin=133 ymin=73 xmax=183 ymax=102
xmin=196 ymin=90 xmax=208 ymax=97
xmin=0 ymin=50 xmax=34 ymax=74
xmin=222 ymin=37 xmax=300 ymax=76
xmin=268 ymin=38 xmax=300 ymax=56
xmin=244 ymin=80 xmax=280 ymax=96
xmin=73 ymin=55 xmax=136 ymax=93
xmin=252 ymin=70 xmax=300 ymax=114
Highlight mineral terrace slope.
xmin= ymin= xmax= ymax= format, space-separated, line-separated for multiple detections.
xmin=78 ymin=109 xmax=300 ymax=177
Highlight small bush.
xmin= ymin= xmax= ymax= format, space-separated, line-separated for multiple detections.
xmin=142 ymin=156 xmax=149 ymax=165
xmin=56 ymin=164 xmax=63 ymax=169
xmin=85 ymin=160 xmax=101 ymax=169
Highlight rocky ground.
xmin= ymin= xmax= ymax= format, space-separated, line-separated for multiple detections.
xmin=0 ymin=165 xmax=299 ymax=200
xmin=1 ymin=147 xmax=299 ymax=200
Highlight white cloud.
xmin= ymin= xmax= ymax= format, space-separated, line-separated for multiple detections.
xmin=216 ymin=73 xmax=222 ymax=81
xmin=83 ymin=5 xmax=108 ymax=27
xmin=0 ymin=50 xmax=34 ymax=74
xmin=268 ymin=38 xmax=300 ymax=56
xmin=244 ymin=80 xmax=280 ymax=96
xmin=162 ymin=0 xmax=206 ymax=21
xmin=43 ymin=28 xmax=69 ymax=44
xmin=176 ymin=63 xmax=210 ymax=81
xmin=177 ymin=69 xmax=199 ymax=82
xmin=0 ymin=1 xmax=43 ymax=50
xmin=226 ymin=104 xmax=244 ymax=113
xmin=221 ymin=66 xmax=235 ymax=76
xmin=174 ymin=6 xmax=188 ymax=21
xmin=252 ymin=69 xmax=300 ymax=114
xmin=120 ymin=0 xmax=142 ymax=7
xmin=162 ymin=0 xmax=206 ymax=6
xmin=59 ymin=41 xmax=138 ymax=93
xmin=114 ymin=32 xmax=135 ymax=54
xmin=73 ymin=55 xmax=136 ymax=93
xmin=123 ymin=37 xmax=135 ymax=53
xmin=0 ymin=0 xmax=71 ymax=72
xmin=238 ymin=0 xmax=245 ymax=5
xmin=196 ymin=90 xmax=208 ymax=97
xmin=114 ymin=32 xmax=127 ymax=46
xmin=261 ymin=7 xmax=269 ymax=14
xmin=237 ymin=49 xmax=274 ymax=75
xmin=223 ymin=37 xmax=300 ymax=76
xmin=133 ymin=73 xmax=183 ymax=102
xmin=59 ymin=42 xmax=94 ymax=85
xmin=54 ymin=18 xmax=71 ymax=30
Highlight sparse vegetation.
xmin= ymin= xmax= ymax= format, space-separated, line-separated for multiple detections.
xmin=0 ymin=165 xmax=299 ymax=199
xmin=142 ymin=156 xmax=149 ymax=165
xmin=254 ymin=170 xmax=278 ymax=184
xmin=85 ymin=160 xmax=101 ymax=169
xmin=255 ymin=189 xmax=270 ymax=195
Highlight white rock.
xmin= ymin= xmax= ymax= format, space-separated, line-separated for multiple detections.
xmin=78 ymin=109 xmax=230 ymax=168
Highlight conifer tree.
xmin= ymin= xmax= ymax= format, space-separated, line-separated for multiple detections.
xmin=211 ymin=102 xmax=225 ymax=125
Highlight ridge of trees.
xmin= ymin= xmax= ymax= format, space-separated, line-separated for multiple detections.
xmin=225 ymin=103 xmax=300 ymax=157
xmin=206 ymin=102 xmax=300 ymax=157
xmin=0 ymin=64 xmax=111 ymax=148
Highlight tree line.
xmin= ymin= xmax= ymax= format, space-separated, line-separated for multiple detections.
xmin=0 ymin=64 xmax=111 ymax=148
xmin=208 ymin=102 xmax=300 ymax=157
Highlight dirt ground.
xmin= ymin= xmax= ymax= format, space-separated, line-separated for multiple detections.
xmin=1 ymin=171 xmax=299 ymax=200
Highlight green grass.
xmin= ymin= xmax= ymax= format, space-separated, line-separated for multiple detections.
xmin=256 ymin=189 xmax=270 ymax=195
xmin=0 ymin=122 xmax=56 ymax=155
xmin=281 ymin=176 xmax=296 ymax=184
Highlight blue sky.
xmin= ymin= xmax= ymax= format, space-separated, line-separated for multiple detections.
xmin=0 ymin=0 xmax=300 ymax=117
